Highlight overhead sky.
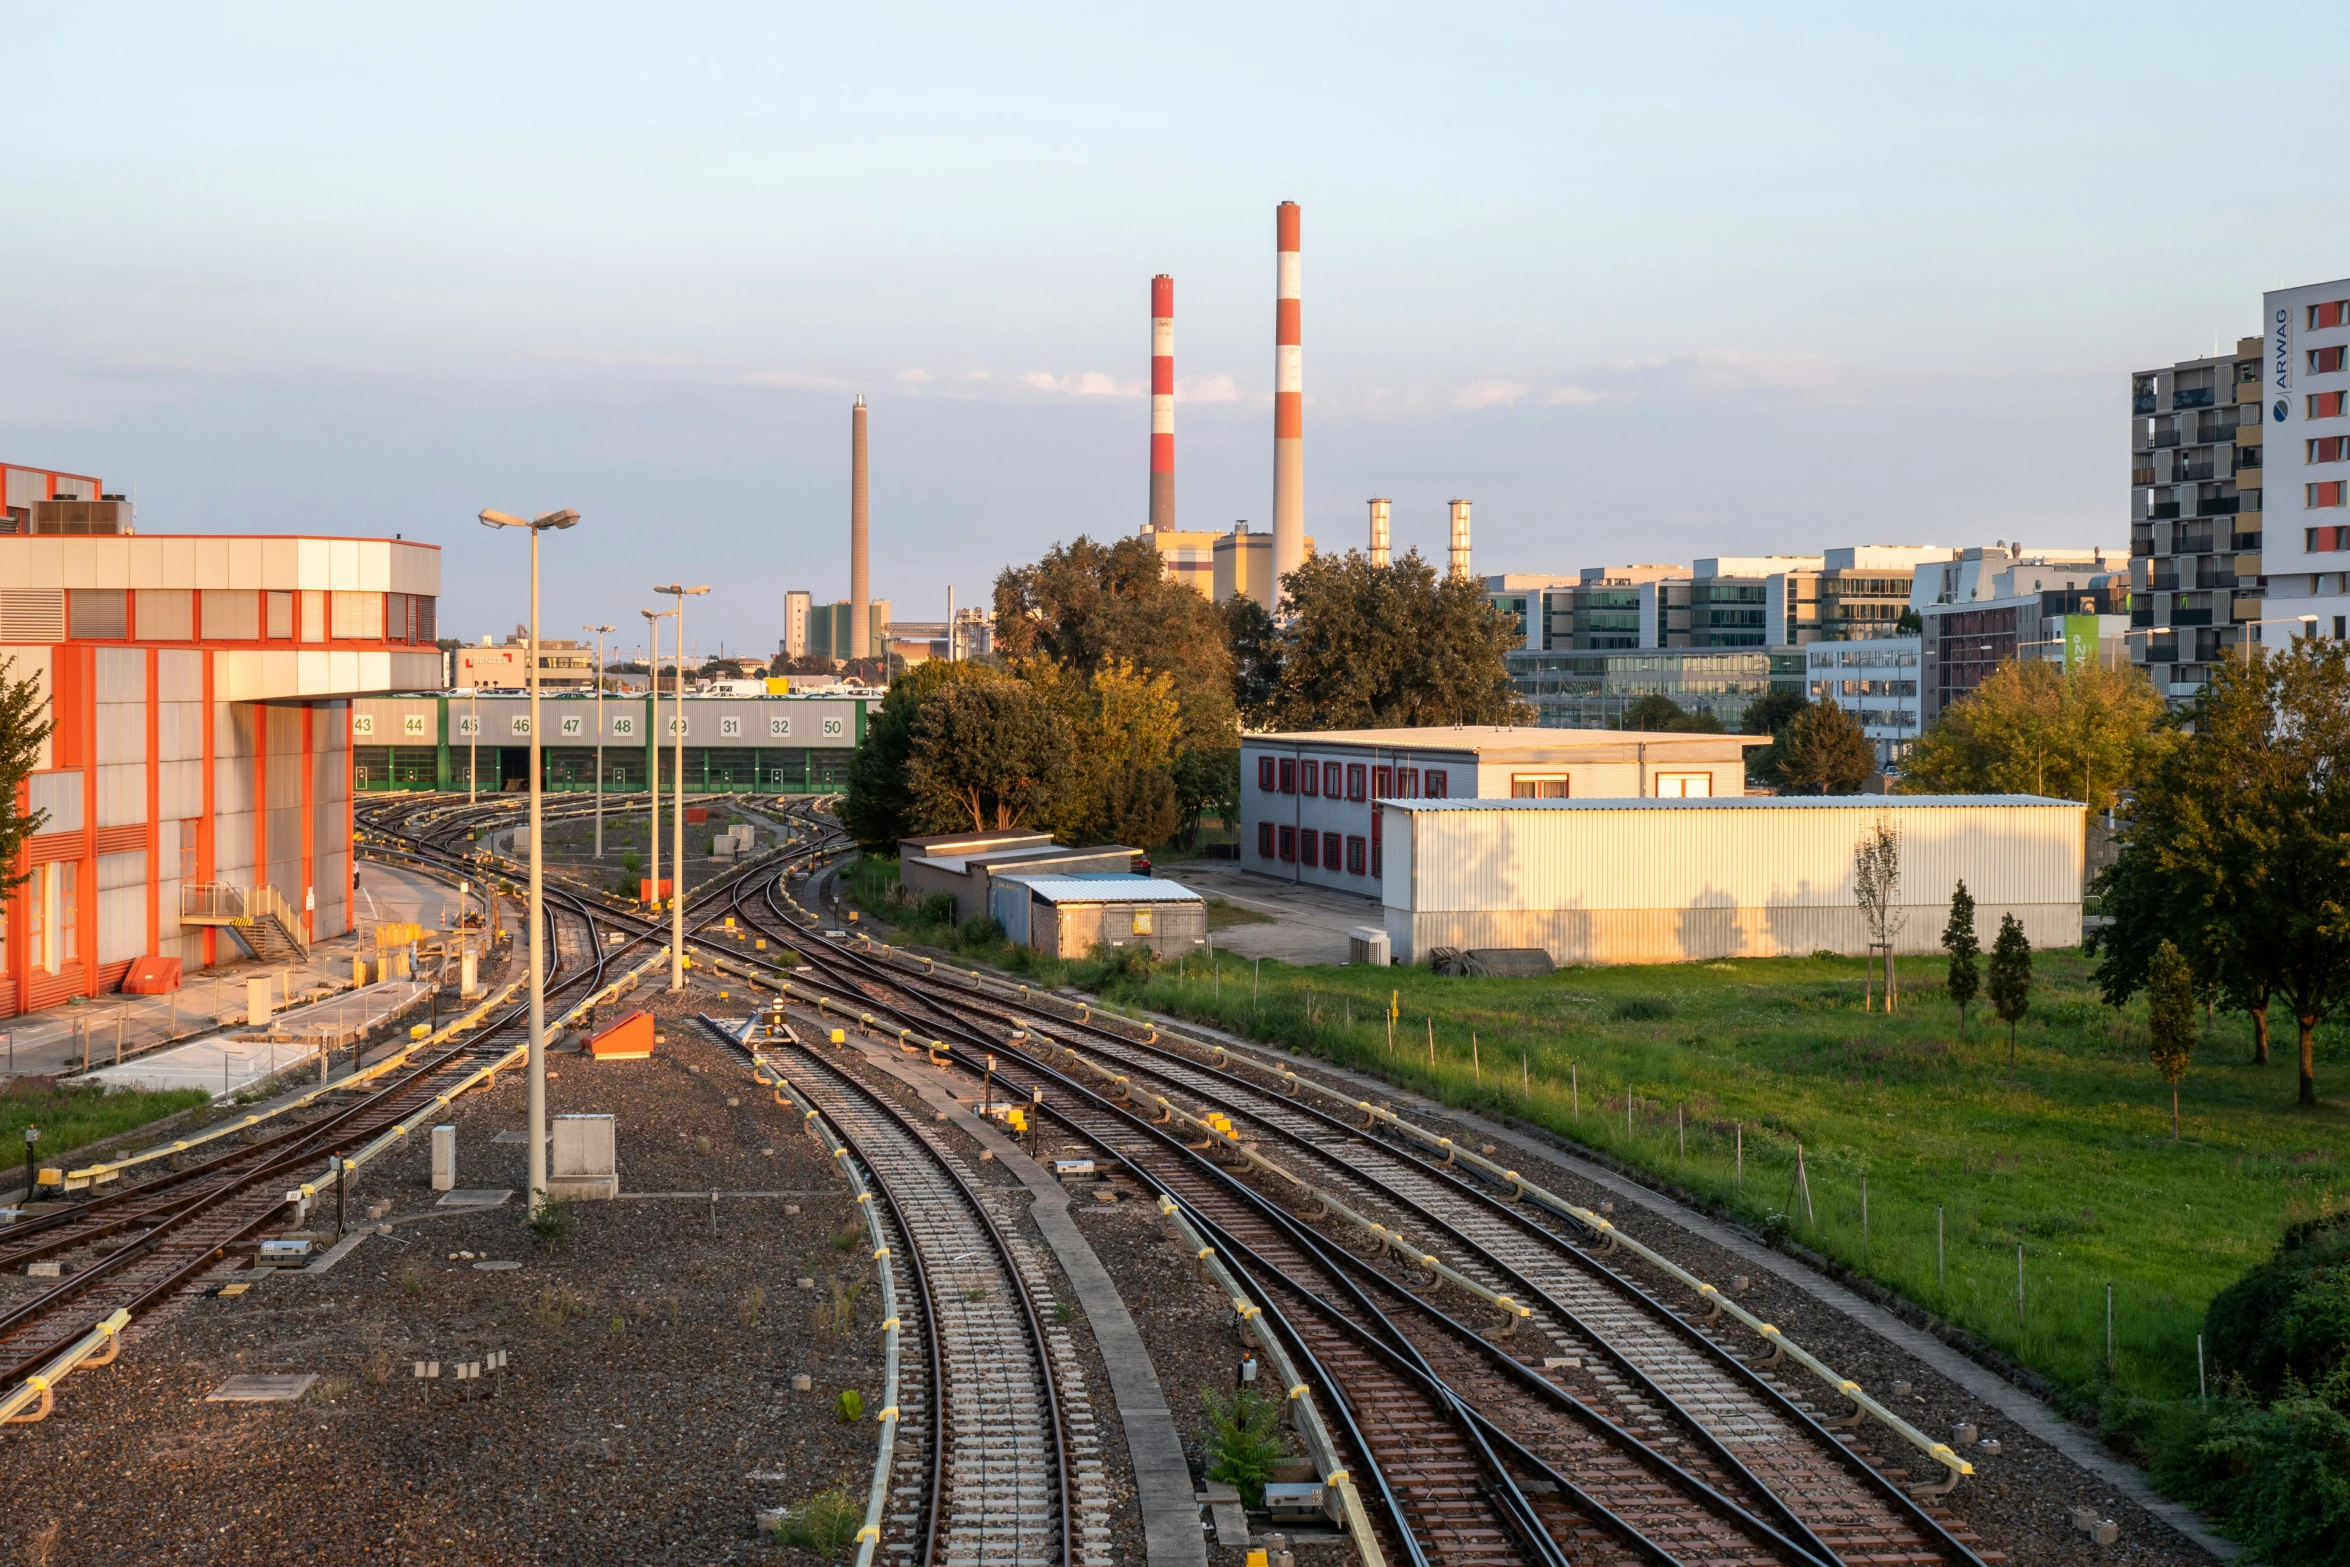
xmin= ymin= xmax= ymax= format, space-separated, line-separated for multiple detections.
xmin=2 ymin=4 xmax=2342 ymax=656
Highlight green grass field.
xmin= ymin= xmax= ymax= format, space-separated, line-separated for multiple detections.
xmin=1107 ymin=945 xmax=2346 ymax=1407
xmin=1 ymin=1085 xmax=213 ymax=1171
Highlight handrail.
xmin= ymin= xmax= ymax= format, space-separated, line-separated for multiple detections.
xmin=0 ymin=1309 xmax=130 ymax=1425
xmin=1155 ymin=1193 xmax=1387 ymax=1567
xmin=735 ymin=1020 xmax=903 ymax=1567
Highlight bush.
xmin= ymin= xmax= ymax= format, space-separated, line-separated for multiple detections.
xmin=524 ymin=1197 xmax=574 ymax=1250
xmin=1201 ymin=1387 xmax=1290 ymax=1508
xmin=2206 ymin=1211 xmax=2350 ymax=1401
xmin=917 ymin=892 xmax=956 ymax=926
xmin=834 ymin=1387 xmax=865 ymax=1423
xmin=958 ymin=914 xmax=1005 ymax=947
xmin=765 ymin=1485 xmax=863 ymax=1555
xmin=1614 ymin=997 xmax=1675 ymax=1021
xmin=2112 ymin=1394 xmax=2350 ymax=1565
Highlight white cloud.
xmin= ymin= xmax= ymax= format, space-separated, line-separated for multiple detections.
xmin=1016 ymin=370 xmax=1141 ymax=397
xmin=1454 ymin=379 xmax=1529 ymax=409
xmin=895 ymin=367 xmax=933 ymax=385
xmin=1178 ymin=373 xmax=1240 ymax=403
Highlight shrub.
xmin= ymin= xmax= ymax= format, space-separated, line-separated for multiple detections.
xmin=2206 ymin=1210 xmax=2350 ymax=1402
xmin=1201 ymin=1387 xmax=1289 ymax=1508
xmin=2126 ymin=1395 xmax=2350 ymax=1565
xmin=918 ymin=892 xmax=957 ymax=926
xmin=765 ymin=1486 xmax=863 ymax=1555
xmin=525 ymin=1197 xmax=574 ymax=1250
xmin=1614 ymin=997 xmax=1674 ymax=1021
xmin=959 ymin=914 xmax=1005 ymax=947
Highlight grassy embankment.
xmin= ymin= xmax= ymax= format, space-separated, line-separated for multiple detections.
xmin=1 ymin=1085 xmax=214 ymax=1169
xmin=846 ymin=850 xmax=2339 ymax=1409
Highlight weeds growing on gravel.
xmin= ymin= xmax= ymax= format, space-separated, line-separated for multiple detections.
xmin=525 ymin=1197 xmax=574 ymax=1250
xmin=738 ymin=1285 xmax=765 ymax=1328
xmin=396 ymin=1261 xmax=426 ymax=1298
xmin=764 ymin=1485 xmax=861 ymax=1555
xmin=834 ymin=1388 xmax=864 ymax=1423
xmin=530 ymin=1288 xmax=589 ymax=1329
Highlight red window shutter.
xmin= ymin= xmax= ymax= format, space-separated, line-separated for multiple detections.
xmin=1371 ymin=845 xmax=1382 ymax=877
xmin=1258 ymin=822 xmax=1275 ymax=858
xmin=1370 ymin=808 xmax=1382 ymax=844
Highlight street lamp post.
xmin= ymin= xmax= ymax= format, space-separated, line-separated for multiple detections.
xmin=466 ymin=685 xmax=479 ymax=807
xmin=2241 ymin=614 xmax=2320 ymax=665
xmin=653 ymin=584 xmax=710 ymax=991
xmin=479 ymin=506 xmax=580 ymax=1221
xmin=584 ymin=624 xmax=616 ymax=858
xmin=640 ymin=609 xmax=673 ymax=914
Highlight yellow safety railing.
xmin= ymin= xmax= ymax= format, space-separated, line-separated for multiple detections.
xmin=0 ymin=1309 xmax=130 ymax=1426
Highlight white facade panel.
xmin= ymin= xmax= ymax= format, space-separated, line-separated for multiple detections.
xmin=158 ymin=649 xmax=204 ymax=705
xmin=228 ymin=537 xmax=264 ymax=589
xmin=96 ymin=763 xmax=146 ymax=827
xmin=1383 ymin=796 xmax=2084 ymax=964
xmin=97 ymin=850 xmax=148 ymax=964
xmin=9 ymin=538 xmax=62 ymax=589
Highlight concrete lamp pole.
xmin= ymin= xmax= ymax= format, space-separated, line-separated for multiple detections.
xmin=640 ymin=609 xmax=674 ymax=918
xmin=653 ymin=584 xmax=709 ymax=992
xmin=584 ymin=624 xmax=616 ymax=858
xmin=479 ymin=506 xmax=581 ymax=1221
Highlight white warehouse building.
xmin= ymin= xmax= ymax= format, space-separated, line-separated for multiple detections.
xmin=1377 ymin=795 xmax=2083 ymax=966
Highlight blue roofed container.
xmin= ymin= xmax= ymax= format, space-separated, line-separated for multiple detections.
xmin=991 ymin=875 xmax=1206 ymax=959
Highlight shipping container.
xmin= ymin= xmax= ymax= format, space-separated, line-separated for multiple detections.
xmin=1380 ymin=795 xmax=2084 ymax=966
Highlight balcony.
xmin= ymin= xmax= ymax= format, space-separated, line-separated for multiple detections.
xmin=2134 ymin=392 xmax=2159 ymax=415
xmin=2235 ymin=531 xmax=2263 ymax=551
xmin=2152 ymin=429 xmax=2181 ymax=448
xmin=2131 ymin=606 xmax=2155 ymax=627
xmin=2235 ymin=450 xmax=2264 ymax=472
xmin=2131 ymin=467 xmax=2157 ymax=487
xmin=2132 ymin=532 xmax=2154 ymax=555
xmin=2177 ymin=529 xmax=2214 ymax=555
xmin=2148 ymin=575 xmax=2181 ymax=593
xmin=2171 ymin=607 xmax=2214 ymax=627
xmin=2199 ymin=496 xmax=2242 ymax=517
xmin=2176 ymin=460 xmax=2217 ymax=482
xmin=2173 ymin=387 xmax=2216 ymax=409
xmin=2149 ymin=502 xmax=2181 ymax=520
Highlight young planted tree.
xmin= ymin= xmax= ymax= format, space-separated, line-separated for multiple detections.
xmin=2146 ymin=939 xmax=2196 ymax=1140
xmin=1942 ymin=880 xmax=1980 ymax=1036
xmin=1987 ymin=913 xmax=2034 ymax=1074
xmin=1852 ymin=814 xmax=1905 ymax=1008
xmin=0 ymin=656 xmax=56 ymax=895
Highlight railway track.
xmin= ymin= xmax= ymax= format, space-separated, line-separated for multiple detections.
xmin=711 ymin=1017 xmax=1079 ymax=1567
xmin=703 ymin=823 xmax=1999 ymax=1567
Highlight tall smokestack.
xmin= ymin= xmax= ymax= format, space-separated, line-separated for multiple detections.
xmin=1448 ymin=499 xmax=1472 ymax=581
xmin=1367 ymin=498 xmax=1391 ymax=567
xmin=850 ymin=396 xmax=870 ymax=659
xmin=1271 ymin=201 xmax=1304 ymax=589
xmin=1150 ymin=274 xmax=1175 ymax=532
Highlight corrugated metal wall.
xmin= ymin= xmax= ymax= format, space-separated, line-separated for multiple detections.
xmin=94 ymin=648 xmax=145 ymax=828
xmin=313 ymin=701 xmax=349 ymax=937
xmin=265 ymin=704 xmax=305 ymax=903
xmin=212 ymin=702 xmax=256 ymax=887
xmin=1386 ymin=799 xmax=2085 ymax=964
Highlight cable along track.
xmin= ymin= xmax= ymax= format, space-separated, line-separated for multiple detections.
xmin=769 ymin=1033 xmax=1076 ymax=1567
xmin=726 ymin=887 xmax=1899 ymax=1567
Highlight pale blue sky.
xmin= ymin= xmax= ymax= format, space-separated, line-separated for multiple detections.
xmin=1 ymin=3 xmax=2340 ymax=655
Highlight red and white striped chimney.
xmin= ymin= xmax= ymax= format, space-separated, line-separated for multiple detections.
xmin=1150 ymin=274 xmax=1175 ymax=532
xmin=1271 ymin=201 xmax=1305 ymax=585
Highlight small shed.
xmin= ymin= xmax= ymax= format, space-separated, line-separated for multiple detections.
xmin=991 ymin=875 xmax=1206 ymax=959
xmin=901 ymin=832 xmax=1142 ymax=924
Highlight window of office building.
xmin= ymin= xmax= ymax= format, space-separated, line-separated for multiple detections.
xmin=1346 ymin=835 xmax=1366 ymax=875
xmin=2313 ymin=346 xmax=2349 ymax=375
xmin=1257 ymin=822 xmax=1275 ymax=858
xmin=1346 ymin=763 xmax=1365 ymax=801
xmin=1278 ymin=759 xmax=1296 ymax=794
xmin=1278 ymin=825 xmax=1295 ymax=862
xmin=2311 ymin=526 xmax=2350 ymax=552
xmin=1654 ymin=772 xmax=1713 ymax=798
xmin=1512 ymin=774 xmax=1569 ymax=798
xmin=2313 ymin=300 xmax=2350 ymax=330
xmin=2312 ymin=482 xmax=2349 ymax=510
xmin=1257 ymin=756 xmax=1275 ymax=790
xmin=1371 ymin=765 xmax=1394 ymax=798
xmin=2313 ymin=392 xmax=2350 ymax=420
xmin=1299 ymin=828 xmax=1319 ymax=865
xmin=1300 ymin=761 xmax=1317 ymax=797
xmin=1322 ymin=760 xmax=1342 ymax=795
xmin=2315 ymin=437 xmax=2350 ymax=464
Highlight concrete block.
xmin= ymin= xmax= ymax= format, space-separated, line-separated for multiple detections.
xmin=430 ymin=1125 xmax=456 ymax=1191
xmin=548 ymin=1113 xmax=617 ymax=1199
xmin=460 ymin=951 xmax=480 ymax=997
xmin=246 ymin=977 xmax=274 ymax=1028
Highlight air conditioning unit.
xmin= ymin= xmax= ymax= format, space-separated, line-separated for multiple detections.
xmin=30 ymin=497 xmax=133 ymax=535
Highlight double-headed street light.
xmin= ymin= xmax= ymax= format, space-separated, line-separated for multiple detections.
xmin=653 ymin=584 xmax=710 ymax=991
xmin=583 ymin=624 xmax=617 ymax=858
xmin=479 ymin=507 xmax=579 ymax=1220
xmin=639 ymin=607 xmax=675 ymax=917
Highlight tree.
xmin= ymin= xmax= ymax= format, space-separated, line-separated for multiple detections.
xmin=1172 ymin=746 xmax=1239 ymax=849
xmin=1899 ymin=657 xmax=2172 ymax=813
xmin=842 ymin=660 xmax=1008 ymax=849
xmin=1853 ymin=814 xmax=1905 ymax=1006
xmin=2147 ymin=939 xmax=2196 ymax=1139
xmin=2098 ymin=645 xmax=2350 ymax=1104
xmin=1988 ymin=913 xmax=2033 ymax=1073
xmin=1775 ymin=701 xmax=1874 ymax=794
xmin=1740 ymin=691 xmax=1809 ymax=787
xmin=1942 ymin=879 xmax=1980 ymax=1035
xmin=1265 ymin=550 xmax=1529 ymax=729
xmin=1611 ymin=694 xmax=1722 ymax=733
xmin=770 ymin=652 xmax=840 ymax=677
xmin=907 ymin=680 xmax=1072 ymax=832
xmin=1220 ymin=596 xmax=1281 ymax=730
xmin=1065 ymin=658 xmax=1184 ymax=850
xmin=0 ymin=656 xmax=56 ymax=896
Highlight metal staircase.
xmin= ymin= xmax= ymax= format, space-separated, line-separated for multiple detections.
xmin=180 ymin=883 xmax=311 ymax=961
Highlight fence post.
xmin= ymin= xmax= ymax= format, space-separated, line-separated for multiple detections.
xmin=1938 ymin=1205 xmax=1945 ymax=1293
xmin=2016 ymin=1244 xmax=2025 ymax=1320
xmin=2105 ymin=1282 xmax=2114 ymax=1377
xmin=1735 ymin=1122 xmax=1742 ymax=1191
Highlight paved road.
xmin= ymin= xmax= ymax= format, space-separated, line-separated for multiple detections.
xmin=1158 ymin=861 xmax=1381 ymax=966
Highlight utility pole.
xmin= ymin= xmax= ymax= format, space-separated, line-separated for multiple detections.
xmin=585 ymin=623 xmax=615 ymax=858
xmin=655 ymin=584 xmax=710 ymax=991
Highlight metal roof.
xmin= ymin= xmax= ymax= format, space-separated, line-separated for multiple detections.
xmin=1000 ymin=875 xmax=1205 ymax=904
xmin=1245 ymin=725 xmax=1759 ymax=751
xmin=1382 ymin=794 xmax=2082 ymax=812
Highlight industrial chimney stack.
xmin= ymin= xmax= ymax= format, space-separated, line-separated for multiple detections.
xmin=1150 ymin=275 xmax=1175 ymax=532
xmin=1367 ymin=498 xmax=1391 ymax=567
xmin=850 ymin=396 xmax=871 ymax=659
xmin=1271 ymin=201 xmax=1305 ymax=586
xmin=1448 ymin=499 xmax=1472 ymax=581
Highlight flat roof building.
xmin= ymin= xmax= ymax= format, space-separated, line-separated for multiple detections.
xmin=2 ymin=526 xmax=442 ymax=1018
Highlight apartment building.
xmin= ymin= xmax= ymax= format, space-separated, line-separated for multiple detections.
xmin=1920 ymin=585 xmax=2129 ymax=725
xmin=2129 ymin=336 xmax=2266 ymax=695
xmin=2254 ymin=278 xmax=2350 ymax=646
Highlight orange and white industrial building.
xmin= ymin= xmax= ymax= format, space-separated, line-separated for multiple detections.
xmin=1 ymin=475 xmax=441 ymax=1018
